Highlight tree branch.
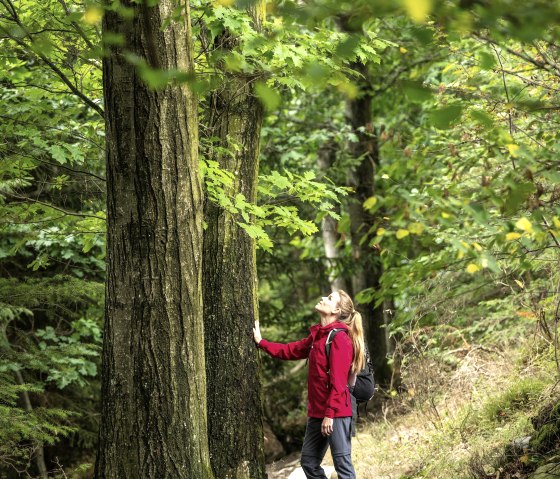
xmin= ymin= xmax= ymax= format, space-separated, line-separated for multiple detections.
xmin=5 ymin=193 xmax=106 ymax=220
xmin=476 ymin=33 xmax=560 ymax=78
xmin=56 ymin=0 xmax=97 ymax=50
xmin=0 ymin=0 xmax=104 ymax=118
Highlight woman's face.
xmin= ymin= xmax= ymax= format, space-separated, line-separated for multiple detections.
xmin=315 ymin=291 xmax=341 ymax=315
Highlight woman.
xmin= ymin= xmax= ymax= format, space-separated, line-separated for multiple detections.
xmin=253 ymin=290 xmax=365 ymax=479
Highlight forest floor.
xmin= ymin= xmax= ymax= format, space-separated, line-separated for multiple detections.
xmin=266 ymin=335 xmax=558 ymax=479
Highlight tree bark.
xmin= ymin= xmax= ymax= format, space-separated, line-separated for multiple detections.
xmin=202 ymin=4 xmax=267 ymax=478
xmin=317 ymin=144 xmax=347 ymax=292
xmin=345 ymin=61 xmax=392 ymax=385
xmin=95 ymin=1 xmax=212 ymax=477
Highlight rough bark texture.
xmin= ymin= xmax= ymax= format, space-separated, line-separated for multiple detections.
xmin=317 ymin=145 xmax=347 ymax=292
xmin=202 ymin=4 xmax=266 ymax=478
xmin=345 ymin=61 xmax=392 ymax=385
xmin=95 ymin=2 xmax=212 ymax=477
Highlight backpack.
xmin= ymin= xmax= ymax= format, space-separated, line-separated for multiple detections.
xmin=325 ymin=328 xmax=376 ymax=403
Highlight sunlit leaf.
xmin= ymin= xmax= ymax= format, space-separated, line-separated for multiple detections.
xmin=336 ymin=81 xmax=359 ymax=99
xmin=466 ymin=263 xmax=480 ymax=274
xmin=83 ymin=6 xmax=104 ymax=24
xmin=363 ymin=196 xmax=377 ymax=209
xmin=403 ymin=0 xmax=433 ymax=23
xmin=506 ymin=144 xmax=520 ymax=157
xmin=515 ymin=217 xmax=533 ymax=233
xmin=408 ymin=222 xmax=424 ymax=235
xmin=396 ymin=229 xmax=410 ymax=239
xmin=506 ymin=232 xmax=522 ymax=241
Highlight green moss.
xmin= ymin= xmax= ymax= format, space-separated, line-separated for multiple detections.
xmin=481 ymin=378 xmax=547 ymax=424
xmin=531 ymin=422 xmax=560 ymax=453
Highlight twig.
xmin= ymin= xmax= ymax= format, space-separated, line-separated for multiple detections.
xmin=489 ymin=42 xmax=516 ymax=170
xmin=5 ymin=193 xmax=105 ymax=220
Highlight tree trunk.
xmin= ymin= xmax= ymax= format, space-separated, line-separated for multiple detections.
xmin=345 ymin=61 xmax=392 ymax=385
xmin=15 ymin=370 xmax=47 ymax=478
xmin=317 ymin=144 xmax=347 ymax=292
xmin=202 ymin=4 xmax=266 ymax=478
xmin=95 ymin=1 xmax=212 ymax=477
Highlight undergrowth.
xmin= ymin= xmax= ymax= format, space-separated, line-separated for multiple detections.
xmin=353 ymin=335 xmax=559 ymax=479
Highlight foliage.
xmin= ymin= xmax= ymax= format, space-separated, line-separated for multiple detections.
xmin=1 ymin=0 xmax=560 ymax=473
xmin=201 ymin=157 xmax=348 ymax=250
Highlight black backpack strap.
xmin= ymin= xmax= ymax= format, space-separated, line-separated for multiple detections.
xmin=325 ymin=328 xmax=347 ymax=358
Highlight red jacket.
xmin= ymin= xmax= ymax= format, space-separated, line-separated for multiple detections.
xmin=259 ymin=321 xmax=353 ymax=418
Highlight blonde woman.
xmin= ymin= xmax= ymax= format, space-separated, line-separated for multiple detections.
xmin=254 ymin=290 xmax=365 ymax=479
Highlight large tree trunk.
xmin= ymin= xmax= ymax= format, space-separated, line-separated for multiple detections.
xmin=345 ymin=61 xmax=392 ymax=386
xmin=95 ymin=2 xmax=212 ymax=477
xmin=202 ymin=4 xmax=266 ymax=478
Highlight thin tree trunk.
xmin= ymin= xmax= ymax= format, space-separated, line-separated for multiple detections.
xmin=317 ymin=144 xmax=347 ymax=292
xmin=95 ymin=0 xmax=212 ymax=477
xmin=202 ymin=3 xmax=266 ymax=478
xmin=15 ymin=370 xmax=48 ymax=478
xmin=345 ymin=61 xmax=392 ymax=385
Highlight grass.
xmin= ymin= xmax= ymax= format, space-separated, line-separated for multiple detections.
xmin=350 ymin=338 xmax=558 ymax=479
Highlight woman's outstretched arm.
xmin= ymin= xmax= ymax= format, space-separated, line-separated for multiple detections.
xmin=253 ymin=320 xmax=312 ymax=360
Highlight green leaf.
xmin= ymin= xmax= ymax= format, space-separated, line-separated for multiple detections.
xmin=402 ymin=80 xmax=433 ymax=102
xmin=478 ymin=51 xmax=496 ymax=70
xmin=428 ymin=105 xmax=463 ymax=129
xmin=48 ymin=145 xmax=68 ymax=164
xmin=336 ymin=35 xmax=361 ymax=60
xmin=470 ymin=109 xmax=494 ymax=127
xmin=255 ymin=82 xmax=281 ymax=111
xmin=355 ymin=287 xmax=376 ymax=304
xmin=466 ymin=202 xmax=489 ymax=224
xmin=504 ymin=182 xmax=536 ymax=215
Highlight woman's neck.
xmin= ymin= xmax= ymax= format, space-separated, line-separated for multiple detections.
xmin=320 ymin=314 xmax=338 ymax=327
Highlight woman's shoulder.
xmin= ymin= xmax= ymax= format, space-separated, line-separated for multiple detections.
xmin=332 ymin=326 xmax=352 ymax=346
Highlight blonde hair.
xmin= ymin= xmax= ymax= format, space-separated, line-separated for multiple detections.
xmin=336 ymin=290 xmax=366 ymax=373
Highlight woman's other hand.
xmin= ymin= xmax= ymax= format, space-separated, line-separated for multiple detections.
xmin=253 ymin=320 xmax=262 ymax=344
xmin=321 ymin=417 xmax=333 ymax=437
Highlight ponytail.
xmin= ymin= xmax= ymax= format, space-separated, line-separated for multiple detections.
xmin=349 ymin=311 xmax=366 ymax=373
xmin=337 ymin=290 xmax=366 ymax=373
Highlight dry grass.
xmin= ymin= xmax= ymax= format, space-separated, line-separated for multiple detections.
xmin=351 ymin=340 xmax=554 ymax=479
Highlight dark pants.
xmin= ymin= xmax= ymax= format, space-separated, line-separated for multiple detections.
xmin=300 ymin=417 xmax=356 ymax=479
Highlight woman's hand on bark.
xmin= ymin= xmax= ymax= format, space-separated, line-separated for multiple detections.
xmin=253 ymin=320 xmax=262 ymax=344
xmin=321 ymin=417 xmax=333 ymax=437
